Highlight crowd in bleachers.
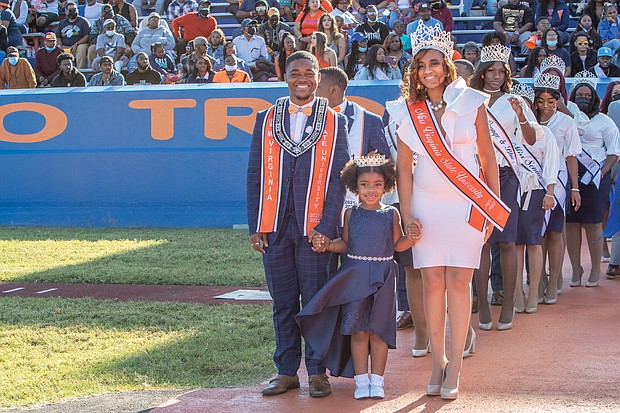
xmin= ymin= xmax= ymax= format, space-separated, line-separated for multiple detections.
xmin=0 ymin=0 xmax=619 ymax=88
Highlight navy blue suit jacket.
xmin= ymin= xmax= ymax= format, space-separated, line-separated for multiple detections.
xmin=247 ymin=105 xmax=349 ymax=241
xmin=342 ymin=100 xmax=391 ymax=158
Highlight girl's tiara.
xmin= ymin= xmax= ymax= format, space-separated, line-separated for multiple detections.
xmin=354 ymin=155 xmax=387 ymax=168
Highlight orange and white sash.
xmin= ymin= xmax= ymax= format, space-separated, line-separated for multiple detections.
xmin=407 ymin=101 xmax=510 ymax=231
xmin=257 ymin=100 xmax=338 ymax=235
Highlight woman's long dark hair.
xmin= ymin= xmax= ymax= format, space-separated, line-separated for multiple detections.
xmin=470 ymin=60 xmax=512 ymax=93
xmin=345 ymin=40 xmax=364 ymax=79
xmin=533 ymin=87 xmax=562 ymax=122
xmin=522 ymin=47 xmax=548 ymax=78
xmin=278 ymin=32 xmax=296 ymax=81
xmin=583 ymin=0 xmax=602 ymax=30
xmin=193 ymin=55 xmax=213 ymax=77
xmin=299 ymin=0 xmax=327 ymax=27
xmin=570 ymin=83 xmax=600 ymax=119
xmin=539 ymin=0 xmax=558 ymax=17
xmin=363 ymin=44 xmax=387 ymax=79
xmin=600 ymin=80 xmax=620 ymax=114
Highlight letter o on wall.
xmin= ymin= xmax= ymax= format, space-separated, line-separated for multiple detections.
xmin=0 ymin=103 xmax=68 ymax=143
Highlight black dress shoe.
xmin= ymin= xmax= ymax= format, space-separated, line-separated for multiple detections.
xmin=396 ymin=311 xmax=413 ymax=330
xmin=262 ymin=374 xmax=300 ymax=396
xmin=308 ymin=374 xmax=332 ymax=398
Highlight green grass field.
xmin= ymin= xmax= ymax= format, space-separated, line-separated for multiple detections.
xmin=0 ymin=227 xmax=275 ymax=408
xmin=0 ymin=297 xmax=275 ymax=408
xmin=0 ymin=227 xmax=265 ymax=286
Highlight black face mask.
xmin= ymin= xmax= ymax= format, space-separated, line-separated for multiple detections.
xmin=68 ymin=10 xmax=78 ymax=18
xmin=199 ymin=8 xmax=210 ymax=16
xmin=612 ymin=92 xmax=620 ymax=101
xmin=575 ymin=96 xmax=591 ymax=111
xmin=102 ymin=11 xmax=113 ymax=19
xmin=247 ymin=26 xmax=256 ymax=36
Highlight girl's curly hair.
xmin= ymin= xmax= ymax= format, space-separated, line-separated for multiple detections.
xmin=340 ymin=157 xmax=397 ymax=194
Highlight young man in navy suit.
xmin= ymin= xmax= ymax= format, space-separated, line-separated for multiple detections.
xmin=247 ymin=51 xmax=349 ymax=398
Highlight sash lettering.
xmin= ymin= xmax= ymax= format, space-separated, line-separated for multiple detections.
xmin=576 ymin=149 xmax=602 ymax=189
xmin=487 ymin=109 xmax=522 ymax=183
xmin=407 ymin=101 xmax=510 ymax=231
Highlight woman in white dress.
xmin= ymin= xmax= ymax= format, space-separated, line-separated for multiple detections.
xmin=567 ymin=73 xmax=620 ymax=287
xmin=532 ymin=69 xmax=582 ymax=302
xmin=512 ymin=81 xmax=561 ymax=311
xmin=388 ymin=23 xmax=501 ymax=400
xmin=469 ymin=45 xmax=538 ymax=331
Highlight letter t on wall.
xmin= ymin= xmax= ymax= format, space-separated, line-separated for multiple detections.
xmin=128 ymin=99 xmax=197 ymax=140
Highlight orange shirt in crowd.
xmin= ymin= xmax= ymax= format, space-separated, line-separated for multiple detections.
xmin=0 ymin=58 xmax=37 ymax=89
xmin=171 ymin=13 xmax=217 ymax=41
xmin=213 ymin=69 xmax=251 ymax=83
xmin=295 ymin=10 xmax=327 ymax=36
xmin=452 ymin=50 xmax=462 ymax=61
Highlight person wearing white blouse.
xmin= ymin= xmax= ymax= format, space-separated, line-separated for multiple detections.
xmin=566 ymin=77 xmax=620 ymax=288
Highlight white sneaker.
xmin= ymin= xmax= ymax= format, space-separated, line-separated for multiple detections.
xmin=369 ymin=374 xmax=385 ymax=399
xmin=354 ymin=374 xmax=370 ymax=399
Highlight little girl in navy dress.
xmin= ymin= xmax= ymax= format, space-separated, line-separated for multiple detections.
xmin=296 ymin=155 xmax=421 ymax=400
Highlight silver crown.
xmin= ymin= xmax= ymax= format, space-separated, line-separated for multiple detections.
xmin=512 ymin=83 xmax=535 ymax=104
xmin=354 ymin=154 xmax=387 ymax=168
xmin=539 ymin=55 xmax=566 ymax=76
xmin=572 ymin=70 xmax=598 ymax=89
xmin=410 ymin=23 xmax=453 ymax=58
xmin=533 ymin=72 xmax=561 ymax=90
xmin=479 ymin=44 xmax=511 ymax=64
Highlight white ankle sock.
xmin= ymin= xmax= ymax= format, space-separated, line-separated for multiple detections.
xmin=370 ymin=374 xmax=384 ymax=386
xmin=354 ymin=373 xmax=370 ymax=384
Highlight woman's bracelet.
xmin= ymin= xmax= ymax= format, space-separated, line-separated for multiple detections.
xmin=571 ymin=188 xmax=580 ymax=192
xmin=544 ymin=194 xmax=554 ymax=198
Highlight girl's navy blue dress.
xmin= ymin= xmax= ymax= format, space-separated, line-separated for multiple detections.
xmin=295 ymin=205 xmax=398 ymax=378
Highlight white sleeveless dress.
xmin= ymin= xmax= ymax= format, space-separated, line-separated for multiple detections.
xmin=386 ymin=78 xmax=488 ymax=269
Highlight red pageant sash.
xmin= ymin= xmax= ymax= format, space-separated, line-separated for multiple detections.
xmin=305 ymin=110 xmax=338 ymax=235
xmin=257 ymin=106 xmax=338 ymax=235
xmin=257 ymin=107 xmax=283 ymax=234
xmin=407 ymin=101 xmax=510 ymax=231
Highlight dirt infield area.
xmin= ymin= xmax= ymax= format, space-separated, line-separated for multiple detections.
xmin=0 ymin=282 xmax=270 ymax=305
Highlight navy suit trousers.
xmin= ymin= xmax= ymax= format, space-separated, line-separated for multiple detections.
xmin=263 ymin=211 xmax=332 ymax=377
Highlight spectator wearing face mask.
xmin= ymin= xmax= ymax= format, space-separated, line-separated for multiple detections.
xmin=92 ymin=19 xmax=130 ymax=72
xmin=426 ymin=0 xmax=453 ymax=33
xmin=172 ymin=0 xmax=217 ymax=60
xmin=34 ymin=32 xmax=62 ymax=87
xmin=0 ymin=46 xmax=36 ymax=88
xmin=213 ymin=41 xmax=253 ymax=79
xmin=236 ymin=0 xmax=282 ymax=24
xmin=88 ymin=4 xmax=136 ymax=67
xmin=354 ymin=4 xmax=389 ymax=47
xmin=406 ymin=3 xmax=442 ymax=34
xmin=257 ymin=7 xmax=291 ymax=58
xmin=233 ymin=18 xmax=273 ymax=81
xmin=56 ymin=1 xmax=91 ymax=69
xmin=213 ymin=54 xmax=251 ymax=82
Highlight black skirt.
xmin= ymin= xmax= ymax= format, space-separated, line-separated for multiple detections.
xmin=566 ymin=164 xmax=611 ymax=224
xmin=516 ymin=189 xmax=546 ymax=245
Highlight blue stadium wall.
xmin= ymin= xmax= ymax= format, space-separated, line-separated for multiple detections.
xmin=0 ymin=79 xmax=613 ymax=228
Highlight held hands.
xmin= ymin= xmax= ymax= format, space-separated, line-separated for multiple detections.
xmin=405 ymin=219 xmax=422 ymax=242
xmin=309 ymin=229 xmax=331 ymax=253
xmin=250 ymin=232 xmax=268 ymax=254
